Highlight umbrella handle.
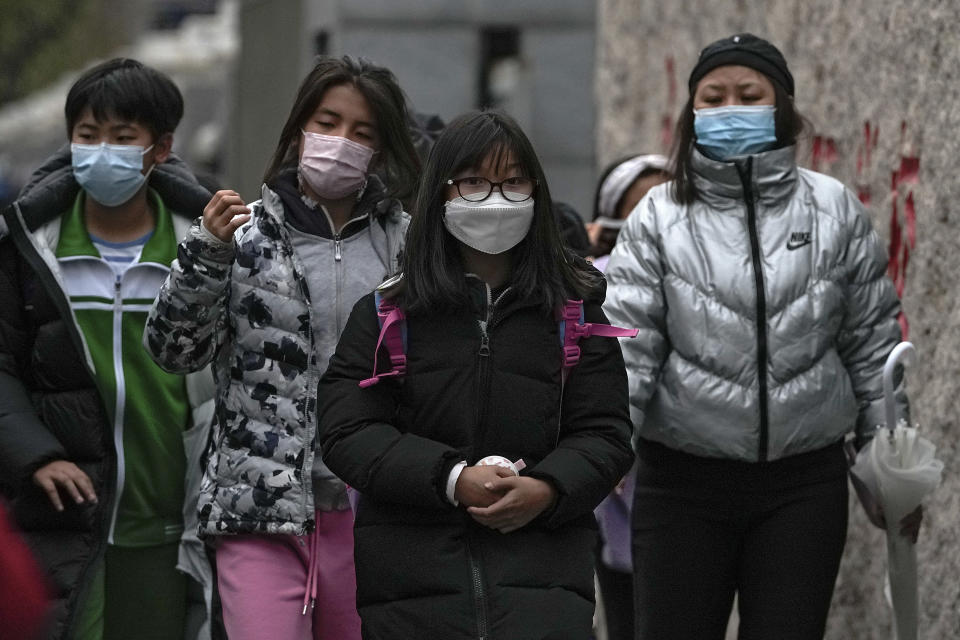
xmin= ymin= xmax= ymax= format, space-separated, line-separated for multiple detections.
xmin=883 ymin=342 xmax=916 ymax=433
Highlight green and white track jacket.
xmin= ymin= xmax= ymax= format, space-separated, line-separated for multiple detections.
xmin=49 ymin=190 xmax=196 ymax=546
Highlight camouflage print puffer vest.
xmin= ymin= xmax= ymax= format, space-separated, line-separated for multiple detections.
xmin=145 ymin=183 xmax=406 ymax=535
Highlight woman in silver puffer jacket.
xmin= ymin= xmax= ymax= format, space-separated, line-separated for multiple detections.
xmin=603 ymin=33 xmax=919 ymax=640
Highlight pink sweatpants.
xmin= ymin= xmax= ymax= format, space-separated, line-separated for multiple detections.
xmin=216 ymin=509 xmax=361 ymax=640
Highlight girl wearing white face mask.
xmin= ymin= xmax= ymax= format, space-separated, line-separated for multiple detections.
xmin=145 ymin=56 xmax=420 ymax=640
xmin=316 ymin=110 xmax=634 ymax=639
xmin=603 ymin=34 xmax=918 ymax=639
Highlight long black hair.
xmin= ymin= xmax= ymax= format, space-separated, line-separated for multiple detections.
xmin=388 ymin=110 xmax=598 ymax=315
xmin=263 ymin=55 xmax=420 ymax=202
xmin=668 ymin=77 xmax=807 ymax=204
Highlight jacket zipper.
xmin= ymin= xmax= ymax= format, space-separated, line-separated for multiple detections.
xmin=475 ymin=282 xmax=494 ymax=438
xmin=289 ymin=203 xmax=368 ymax=527
xmin=325 ymin=211 xmax=367 ymax=336
xmin=737 ymin=157 xmax=770 ymax=461
xmin=335 ymin=233 xmax=344 ymax=334
xmin=470 ymin=281 xmax=509 ymax=640
xmin=467 ymin=537 xmax=489 ymax=640
xmin=106 ymin=275 xmax=128 ymax=543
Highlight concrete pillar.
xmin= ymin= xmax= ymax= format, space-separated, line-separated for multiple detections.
xmin=226 ymin=0 xmax=306 ymax=200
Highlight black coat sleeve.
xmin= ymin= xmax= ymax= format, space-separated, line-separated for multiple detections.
xmin=0 ymin=239 xmax=67 ymax=490
xmin=317 ymin=294 xmax=464 ymax=510
xmin=525 ymin=301 xmax=634 ymax=528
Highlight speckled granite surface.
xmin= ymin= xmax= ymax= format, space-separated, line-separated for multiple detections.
xmin=597 ymin=1 xmax=960 ymax=637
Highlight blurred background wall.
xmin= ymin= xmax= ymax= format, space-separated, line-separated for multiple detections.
xmin=0 ymin=0 xmax=599 ymax=216
xmin=230 ymin=0 xmax=597 ymax=213
xmin=0 ymin=0 xmax=231 ymax=201
xmin=597 ymin=1 xmax=959 ymax=638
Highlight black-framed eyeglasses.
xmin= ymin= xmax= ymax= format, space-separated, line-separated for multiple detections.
xmin=446 ymin=176 xmax=538 ymax=202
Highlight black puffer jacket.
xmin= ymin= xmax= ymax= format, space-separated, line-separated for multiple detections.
xmin=0 ymin=149 xmax=211 ymax=639
xmin=317 ymin=277 xmax=634 ymax=640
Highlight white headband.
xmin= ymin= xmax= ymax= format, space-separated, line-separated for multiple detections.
xmin=597 ymin=154 xmax=669 ymax=219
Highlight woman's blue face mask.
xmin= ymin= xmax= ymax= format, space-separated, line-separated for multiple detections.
xmin=693 ymin=105 xmax=777 ymax=160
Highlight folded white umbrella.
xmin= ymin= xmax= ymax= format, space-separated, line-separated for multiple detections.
xmin=850 ymin=342 xmax=944 ymax=640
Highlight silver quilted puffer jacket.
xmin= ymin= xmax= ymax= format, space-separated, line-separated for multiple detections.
xmin=603 ymin=145 xmax=908 ymax=462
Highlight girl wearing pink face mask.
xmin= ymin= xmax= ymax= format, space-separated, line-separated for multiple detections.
xmin=145 ymin=56 xmax=419 ymax=640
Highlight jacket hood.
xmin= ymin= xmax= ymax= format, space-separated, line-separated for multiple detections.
xmin=264 ymin=169 xmax=402 ymax=239
xmin=260 ymin=169 xmax=403 ymax=238
xmin=12 ymin=144 xmax=212 ymax=231
xmin=690 ymin=144 xmax=798 ymax=211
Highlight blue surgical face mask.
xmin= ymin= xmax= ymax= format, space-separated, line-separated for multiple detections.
xmin=693 ymin=105 xmax=777 ymax=160
xmin=71 ymin=142 xmax=154 ymax=207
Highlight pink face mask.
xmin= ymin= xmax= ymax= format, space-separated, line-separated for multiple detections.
xmin=298 ymin=130 xmax=375 ymax=199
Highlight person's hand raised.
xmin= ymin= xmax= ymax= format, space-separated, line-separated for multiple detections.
xmin=202 ymin=190 xmax=250 ymax=243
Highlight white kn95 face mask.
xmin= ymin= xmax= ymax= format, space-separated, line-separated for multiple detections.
xmin=442 ymin=192 xmax=535 ymax=254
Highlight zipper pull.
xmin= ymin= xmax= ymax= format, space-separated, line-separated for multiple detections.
xmin=335 ymin=236 xmax=342 ymax=262
xmin=479 ymin=333 xmax=490 ymax=357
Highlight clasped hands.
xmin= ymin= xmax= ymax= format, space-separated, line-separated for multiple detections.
xmin=454 ymin=464 xmax=557 ymax=534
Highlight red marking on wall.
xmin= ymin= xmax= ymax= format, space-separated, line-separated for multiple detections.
xmin=884 ymin=123 xmax=920 ymax=339
xmin=660 ymin=115 xmax=674 ymax=152
xmin=666 ymin=56 xmax=677 ymax=107
xmin=825 ymin=138 xmax=838 ymax=164
xmin=659 ymin=56 xmax=678 ymax=151
xmin=888 ymin=180 xmax=901 ymax=283
xmin=904 ymin=191 xmax=916 ymax=247
xmin=855 ymin=120 xmax=879 ymax=205
xmin=827 ymin=119 xmax=918 ymax=338
xmin=811 ymin=136 xmax=838 ymax=172
xmin=898 ymin=296 xmax=910 ymax=337
xmin=898 ymin=156 xmax=920 ymax=184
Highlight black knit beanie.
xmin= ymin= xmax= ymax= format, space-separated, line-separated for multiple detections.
xmin=688 ymin=33 xmax=794 ymax=97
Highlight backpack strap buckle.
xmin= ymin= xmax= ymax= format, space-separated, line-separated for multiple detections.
xmin=562 ymin=344 xmax=581 ymax=368
xmin=389 ymin=353 xmax=407 ymax=374
xmin=358 ymin=295 xmax=407 ymax=388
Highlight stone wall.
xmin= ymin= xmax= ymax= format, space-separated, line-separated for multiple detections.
xmin=597 ymin=1 xmax=959 ymax=637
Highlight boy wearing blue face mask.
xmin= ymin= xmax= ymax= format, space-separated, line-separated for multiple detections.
xmin=0 ymin=58 xmax=215 ymax=640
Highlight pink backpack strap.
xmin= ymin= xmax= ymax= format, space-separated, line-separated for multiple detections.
xmin=358 ymin=295 xmax=408 ymax=388
xmin=559 ymin=299 xmax=639 ymax=383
